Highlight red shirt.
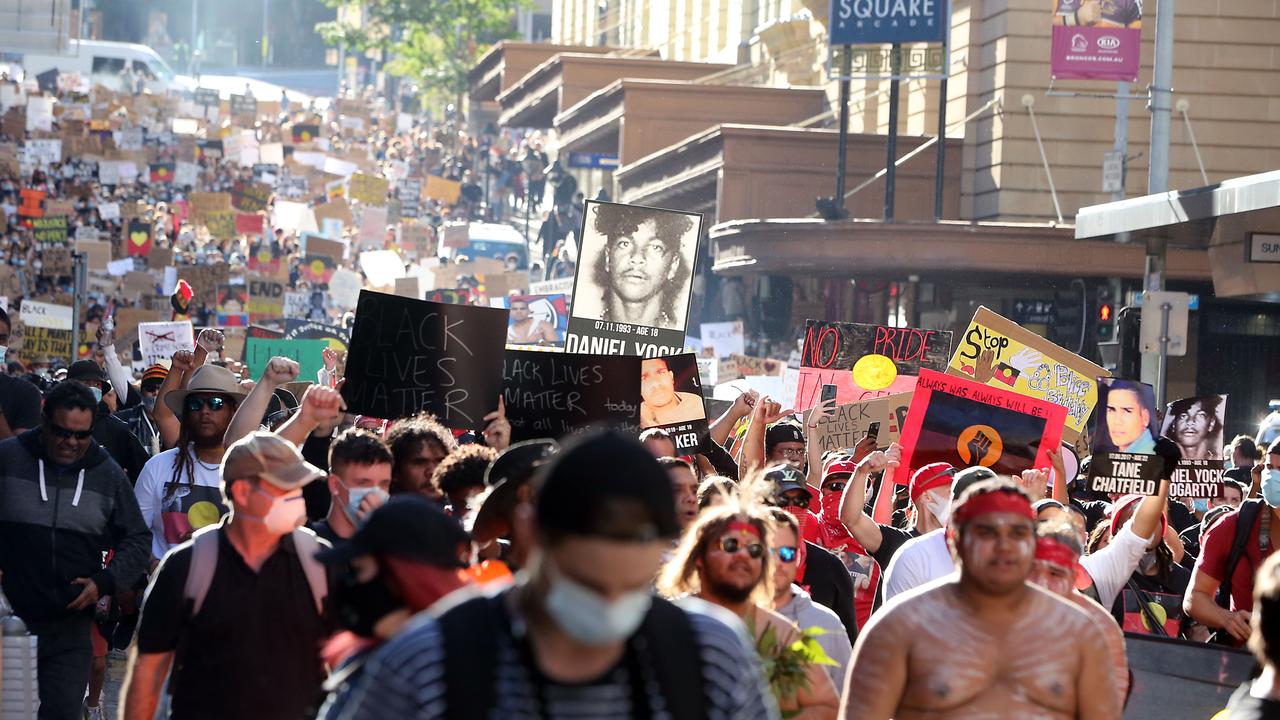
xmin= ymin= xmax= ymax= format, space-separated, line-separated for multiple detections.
xmin=1195 ymin=507 xmax=1274 ymax=613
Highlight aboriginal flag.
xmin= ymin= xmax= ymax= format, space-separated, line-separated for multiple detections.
xmin=292 ymin=124 xmax=320 ymax=144
xmin=910 ymin=387 xmax=1047 ymax=477
xmin=150 ymin=163 xmax=175 ymax=184
xmin=300 ymin=255 xmax=336 ymax=284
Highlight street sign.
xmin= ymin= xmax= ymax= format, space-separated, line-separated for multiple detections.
xmin=1102 ymin=150 xmax=1124 ymax=194
xmin=829 ymin=0 xmax=948 ymax=45
xmin=566 ymin=152 xmax=619 ymax=170
xmin=1248 ymin=232 xmax=1280 ymax=263
xmin=1140 ymin=291 xmax=1190 ymax=356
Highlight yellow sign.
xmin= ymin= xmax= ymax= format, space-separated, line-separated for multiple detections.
xmin=946 ymin=306 xmax=1109 ymax=443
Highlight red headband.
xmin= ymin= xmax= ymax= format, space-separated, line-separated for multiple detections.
xmin=1035 ymin=537 xmax=1080 ymax=569
xmin=725 ymin=520 xmax=761 ymax=539
xmin=952 ymin=491 xmax=1036 ymax=526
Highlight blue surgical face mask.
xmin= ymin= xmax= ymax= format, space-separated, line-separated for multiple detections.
xmin=1192 ymin=498 xmax=1210 ymax=514
xmin=341 ymin=481 xmax=389 ymax=524
xmin=89 ymin=387 xmax=103 ymax=404
xmin=1262 ymin=468 xmax=1280 ymax=509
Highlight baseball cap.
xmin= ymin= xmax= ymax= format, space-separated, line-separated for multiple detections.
xmin=951 ymin=466 xmax=997 ymax=501
xmin=472 ymin=439 xmax=560 ymax=544
xmin=909 ymin=462 xmax=955 ymax=503
xmin=315 ymin=494 xmax=468 ymax=567
xmin=764 ymin=463 xmax=818 ymax=502
xmin=823 ymin=458 xmax=856 ymax=482
xmin=765 ymin=422 xmax=805 ymax=450
xmin=221 ymin=431 xmax=326 ymax=490
xmin=535 ymin=430 xmax=679 ymax=542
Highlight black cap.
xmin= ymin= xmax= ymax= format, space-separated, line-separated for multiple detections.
xmin=763 ymin=463 xmax=817 ymax=501
xmin=67 ymin=360 xmax=109 ymax=385
xmin=535 ymin=429 xmax=680 ymax=542
xmin=1224 ymin=467 xmax=1252 ymax=484
xmin=765 ymin=421 xmax=804 ymax=450
xmin=315 ymin=495 xmax=468 ymax=568
xmin=951 ymin=466 xmax=997 ymax=501
xmin=471 ymin=439 xmax=559 ymax=544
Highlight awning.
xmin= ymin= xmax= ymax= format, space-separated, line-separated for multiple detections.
xmin=466 ymin=41 xmax=621 ymax=102
xmin=1075 ymin=169 xmax=1280 ymax=242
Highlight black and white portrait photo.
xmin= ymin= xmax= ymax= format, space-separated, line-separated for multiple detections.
xmin=1161 ymin=395 xmax=1226 ymax=461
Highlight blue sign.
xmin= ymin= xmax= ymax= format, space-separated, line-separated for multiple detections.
xmin=829 ymin=0 xmax=947 ymax=46
xmin=566 ymin=152 xmax=620 ymax=170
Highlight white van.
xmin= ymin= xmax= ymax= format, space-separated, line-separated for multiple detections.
xmin=19 ymin=40 xmax=193 ymax=95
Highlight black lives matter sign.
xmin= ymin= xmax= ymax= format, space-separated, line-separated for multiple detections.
xmin=502 ymin=350 xmax=641 ymax=442
xmin=342 ymin=290 xmax=508 ymax=428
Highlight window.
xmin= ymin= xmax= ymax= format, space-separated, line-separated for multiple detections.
xmin=133 ymin=61 xmax=156 ymax=79
xmin=91 ymin=56 xmax=125 ymax=74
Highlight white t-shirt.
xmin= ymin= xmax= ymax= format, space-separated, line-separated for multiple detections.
xmin=134 ymin=445 xmax=227 ymax=561
xmin=1080 ymin=521 xmax=1153 ymax=609
xmin=882 ymin=529 xmax=956 ymax=602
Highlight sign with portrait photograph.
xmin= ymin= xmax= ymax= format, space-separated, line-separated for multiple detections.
xmin=491 ymin=293 xmax=569 ymax=350
xmin=1088 ymin=378 xmax=1175 ymax=496
xmin=639 ymin=353 xmax=708 ymax=453
xmin=564 ymin=200 xmax=703 ymax=358
xmin=1160 ymin=394 xmax=1227 ymax=499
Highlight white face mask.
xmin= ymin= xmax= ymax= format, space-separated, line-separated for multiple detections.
xmin=923 ymin=492 xmax=952 ymax=526
xmin=544 ymin=565 xmax=652 ymax=646
xmin=244 ymin=486 xmax=307 ymax=535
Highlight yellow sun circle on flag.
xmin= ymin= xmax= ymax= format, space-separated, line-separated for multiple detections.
xmin=1140 ymin=601 xmax=1168 ymax=633
xmin=300 ymin=130 xmax=312 ymax=141
xmin=309 ymin=258 xmax=326 ymax=275
xmin=851 ymin=354 xmax=897 ymax=391
xmin=188 ymin=501 xmax=221 ymax=529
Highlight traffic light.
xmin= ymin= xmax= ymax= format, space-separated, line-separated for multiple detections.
xmin=1096 ymin=285 xmax=1116 ymax=341
xmin=1115 ymin=306 xmax=1142 ymax=380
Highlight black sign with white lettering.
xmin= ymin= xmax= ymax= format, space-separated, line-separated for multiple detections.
xmin=342 ymin=290 xmax=509 ymax=428
xmin=502 ymin=350 xmax=641 ymax=442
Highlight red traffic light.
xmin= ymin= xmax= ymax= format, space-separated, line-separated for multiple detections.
xmin=1099 ymin=303 xmax=1113 ymax=322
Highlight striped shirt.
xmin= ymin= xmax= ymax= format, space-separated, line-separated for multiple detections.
xmin=336 ymin=595 xmax=779 ymax=720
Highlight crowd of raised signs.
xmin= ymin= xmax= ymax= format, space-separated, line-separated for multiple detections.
xmin=0 ymin=73 xmax=1275 ymax=720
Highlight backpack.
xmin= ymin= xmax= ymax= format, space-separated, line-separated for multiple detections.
xmin=182 ymin=521 xmax=328 ymax=616
xmin=1214 ymin=499 xmax=1268 ymax=612
xmin=438 ymin=590 xmax=705 ymax=720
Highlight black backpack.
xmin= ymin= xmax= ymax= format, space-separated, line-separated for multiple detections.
xmin=1215 ymin=499 xmax=1269 ymax=611
xmin=438 ymin=590 xmax=705 ymax=720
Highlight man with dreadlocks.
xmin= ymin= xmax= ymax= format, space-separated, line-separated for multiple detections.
xmin=134 ymin=364 xmax=245 ymax=564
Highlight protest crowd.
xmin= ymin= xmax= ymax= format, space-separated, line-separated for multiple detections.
xmin=0 ymin=70 xmax=1276 ymax=720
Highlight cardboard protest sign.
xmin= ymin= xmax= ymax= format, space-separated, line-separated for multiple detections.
xmin=804 ymin=392 xmax=913 ymax=454
xmin=491 ymin=294 xmax=569 ymax=349
xmin=1088 ymin=378 xmax=1174 ymax=496
xmin=180 ymin=263 xmax=230 ymax=304
xmin=393 ymin=276 xmax=420 ymax=299
xmin=892 ymin=368 xmax=1067 ymax=490
xmin=727 ymin=353 xmax=786 ymax=378
xmin=215 ymin=284 xmax=249 ymax=327
xmin=1161 ymin=395 xmax=1227 ymax=498
xmin=204 ymin=211 xmax=236 ymax=239
xmin=402 ymin=223 xmax=435 ymax=259
xmin=283 ymin=292 xmax=310 ymax=319
xmin=138 ymin=321 xmax=194 ymax=366
xmin=235 ymin=213 xmax=265 ymax=235
xmin=231 ymin=181 xmax=271 ymax=213
xmin=425 ymin=175 xmax=461 ymax=204
xmin=19 ymin=325 xmax=71 ymax=363
xmin=564 ymin=201 xmax=703 ymax=359
xmin=148 ymin=247 xmax=175 ymax=271
xmin=358 ymin=206 xmax=388 ymax=249
xmin=21 ymin=300 xmax=73 ymax=330
xmin=246 ymin=338 xmax=328 ymax=382
xmin=41 ymin=247 xmax=72 ymax=276
xmin=700 ymin=321 xmax=744 ymax=358
xmin=440 ymin=223 xmax=469 ymax=249
xmin=230 ymin=94 xmax=257 ymax=118
xmin=948 ymin=306 xmax=1109 ymax=443
xmin=313 ymin=198 xmax=353 ymax=225
xmin=188 ymin=192 xmax=232 ymax=222
xmin=303 ymin=235 xmax=344 ymax=261
xmin=797 ymin=320 xmax=952 ymax=412
xmin=75 ymin=240 xmax=112 ymax=271
xmin=639 ymin=353 xmax=708 ymax=453
xmin=502 ymin=350 xmax=641 ymax=442
xmin=283 ymin=320 xmax=350 ymax=355
xmin=348 ymin=173 xmax=389 ymax=205
xmin=31 ymin=216 xmax=68 ymax=244
xmin=247 ymin=276 xmax=286 ymax=322
xmin=341 ymin=291 xmax=509 ymax=428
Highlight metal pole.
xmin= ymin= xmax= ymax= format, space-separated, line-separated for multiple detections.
xmin=190 ymin=0 xmax=198 ymax=74
xmin=261 ymin=0 xmax=268 ymax=68
xmin=933 ymin=74 xmax=947 ymax=221
xmin=1157 ymin=301 xmax=1171 ymax=407
xmin=834 ymin=46 xmax=852 ymax=212
xmin=71 ymin=253 xmax=85 ymax=365
xmin=1148 ymin=0 xmax=1175 ymax=197
xmin=885 ymin=43 xmax=901 ymax=222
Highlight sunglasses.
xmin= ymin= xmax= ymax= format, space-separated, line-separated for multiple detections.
xmin=718 ymin=536 xmax=765 ymax=559
xmin=49 ymin=423 xmax=93 ymax=440
xmin=776 ymin=494 xmax=810 ymax=510
xmin=186 ymin=396 xmax=228 ymax=413
xmin=823 ymin=481 xmax=847 ymax=493
xmin=776 ymin=546 xmax=798 ymax=563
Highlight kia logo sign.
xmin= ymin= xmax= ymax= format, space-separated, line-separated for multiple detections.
xmin=1098 ymin=35 xmax=1121 ymax=49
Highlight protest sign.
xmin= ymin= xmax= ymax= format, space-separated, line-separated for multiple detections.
xmin=426 ymin=288 xmax=472 ymax=306
xmin=76 ymin=239 xmax=112 ymax=270
xmin=21 ymin=300 xmax=73 ymax=330
xmin=31 ymin=216 xmax=68 ymax=244
xmin=491 ymin=293 xmax=569 ymax=349
xmin=1088 ymin=378 xmax=1173 ymax=496
xmin=529 ymin=277 xmax=575 ymax=296
xmin=1160 ymin=394 xmax=1227 ymax=498
xmin=107 ymin=258 xmax=134 ymax=276
xmin=230 ymin=94 xmax=257 ymax=118
xmin=283 ymin=292 xmax=310 ymax=319
xmin=341 ymin=291 xmax=509 ymax=428
xmin=402 ymin=223 xmax=435 ymax=259
xmin=291 ymin=123 xmax=320 ymax=143
xmin=138 ymin=321 xmax=195 ymax=366
xmin=42 ymin=247 xmax=72 ymax=276
xmin=440 ymin=223 xmax=469 ymax=249
xmin=204 ymin=211 xmax=236 ymax=239
xmin=187 ymin=192 xmax=233 ymax=222
xmin=947 ymin=306 xmax=1108 ymax=443
xmin=215 ymin=284 xmax=250 ymax=327
xmin=398 ymin=178 xmax=422 ymax=218
xmin=235 ymin=213 xmax=264 ymax=235
xmin=797 ymin=320 xmax=952 ymax=411
xmin=328 ymin=269 xmax=362 ymax=309
xmin=313 ymin=198 xmax=352 ymax=225
xmin=348 ymin=173 xmax=389 ymax=205
xmin=393 ymin=276 xmax=420 ymax=299
xmin=231 ymin=180 xmax=271 ymax=213
xmin=359 ymin=250 xmax=403 ymax=288
xmin=892 ymin=368 xmax=1067 ymax=491
xmin=180 ymin=263 xmax=230 ymax=303
xmin=247 ymin=276 xmax=286 ymax=322
xmin=639 ymin=353 xmax=708 ymax=453
xmin=245 ymin=338 xmax=329 ymax=381
xmin=358 ymin=205 xmax=388 ymax=248
xmin=723 ymin=353 xmax=786 ymax=381
xmin=19 ymin=325 xmax=71 ymax=363
xmin=125 ymin=218 xmax=152 ymax=256
xmin=564 ymin=201 xmax=702 ymax=359
xmin=425 ymin=175 xmax=461 ymax=204
xmin=502 ymin=350 xmax=641 ymax=442
xmin=700 ymin=321 xmax=744 ymax=358
xmin=283 ymin=320 xmax=350 ymax=354
xmin=804 ymin=393 xmax=914 ymax=454
xmin=43 ymin=199 xmax=74 ymax=218
xmin=18 ymin=188 xmax=45 ymax=217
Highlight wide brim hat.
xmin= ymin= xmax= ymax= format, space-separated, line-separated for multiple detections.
xmin=163 ymin=364 xmax=249 ymax=416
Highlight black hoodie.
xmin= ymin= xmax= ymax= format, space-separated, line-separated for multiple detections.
xmin=0 ymin=428 xmax=150 ymax=624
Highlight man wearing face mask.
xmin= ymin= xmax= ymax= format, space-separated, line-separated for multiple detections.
xmin=66 ymin=360 xmax=150 ymax=484
xmin=0 ymin=307 xmax=44 ymax=440
xmin=115 ymin=364 xmax=169 ymax=458
xmin=316 ymin=495 xmax=472 ymax=720
xmin=309 ymin=428 xmax=393 ymax=545
xmin=122 ymin=432 xmax=334 ymax=720
xmin=343 ymin=430 xmax=775 ymax=720
xmin=1187 ymin=439 xmax=1280 ymax=646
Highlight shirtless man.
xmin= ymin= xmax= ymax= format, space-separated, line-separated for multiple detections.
xmin=842 ymin=479 xmax=1119 ymax=720
xmin=639 ymin=357 xmax=704 ymax=428
xmin=506 ymin=298 xmax=558 ymax=345
xmin=1029 ymin=521 xmax=1129 ymax=711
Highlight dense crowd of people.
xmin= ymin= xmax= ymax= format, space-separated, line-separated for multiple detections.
xmin=1 ymin=74 xmax=1279 ymax=720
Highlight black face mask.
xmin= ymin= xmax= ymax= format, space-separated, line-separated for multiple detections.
xmin=333 ymin=566 xmax=402 ymax=638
